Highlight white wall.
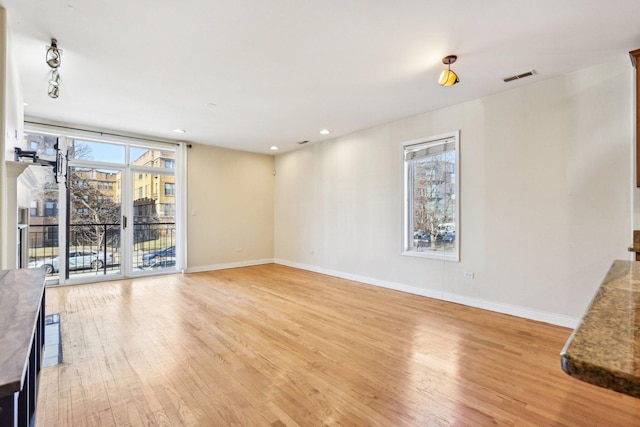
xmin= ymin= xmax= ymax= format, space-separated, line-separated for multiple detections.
xmin=187 ymin=143 xmax=274 ymax=271
xmin=4 ymin=29 xmax=22 ymax=156
xmin=274 ymin=58 xmax=632 ymax=326
xmin=0 ymin=7 xmax=26 ymax=269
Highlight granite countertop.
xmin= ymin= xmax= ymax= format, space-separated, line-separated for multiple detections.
xmin=561 ymin=260 xmax=640 ymax=398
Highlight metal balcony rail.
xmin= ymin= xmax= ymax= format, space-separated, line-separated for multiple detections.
xmin=28 ymin=222 xmax=175 ymax=277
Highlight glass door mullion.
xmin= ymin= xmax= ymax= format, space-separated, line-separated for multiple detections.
xmin=121 ymin=167 xmax=132 ymax=276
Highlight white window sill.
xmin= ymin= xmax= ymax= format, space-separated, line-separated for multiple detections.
xmin=401 ymin=249 xmax=459 ymax=262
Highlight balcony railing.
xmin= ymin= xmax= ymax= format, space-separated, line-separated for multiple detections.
xmin=28 ymin=222 xmax=176 ymax=277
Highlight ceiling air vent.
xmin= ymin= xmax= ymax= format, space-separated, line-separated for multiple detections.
xmin=503 ymin=70 xmax=537 ymax=83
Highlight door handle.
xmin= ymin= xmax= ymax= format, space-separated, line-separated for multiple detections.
xmin=123 ymin=215 xmax=127 ymax=229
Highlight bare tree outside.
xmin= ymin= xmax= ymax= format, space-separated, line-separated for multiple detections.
xmin=66 ymin=143 xmax=121 ymax=273
xmin=69 ymin=168 xmax=121 ymax=251
xmin=413 ymin=151 xmax=456 ymax=250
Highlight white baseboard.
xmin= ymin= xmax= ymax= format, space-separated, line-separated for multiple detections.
xmin=274 ymin=258 xmax=578 ymax=329
xmin=186 ymin=258 xmax=274 ymax=274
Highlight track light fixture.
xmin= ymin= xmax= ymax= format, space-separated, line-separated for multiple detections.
xmin=46 ymin=38 xmax=62 ymax=98
xmin=48 ymin=69 xmax=60 ymax=87
xmin=439 ymin=55 xmax=459 ymax=87
xmin=46 ymin=39 xmax=61 ymax=68
xmin=48 ymin=85 xmax=60 ymax=99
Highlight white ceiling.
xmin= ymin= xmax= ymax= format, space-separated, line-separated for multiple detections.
xmin=3 ymin=0 xmax=640 ymax=154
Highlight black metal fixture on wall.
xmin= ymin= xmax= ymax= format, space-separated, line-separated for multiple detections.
xmin=15 ymin=142 xmax=69 ymax=188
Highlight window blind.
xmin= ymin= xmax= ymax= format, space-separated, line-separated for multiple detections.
xmin=404 ymin=137 xmax=455 ymax=161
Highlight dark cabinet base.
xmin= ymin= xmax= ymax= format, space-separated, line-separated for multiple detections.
xmin=0 ymin=278 xmax=45 ymax=427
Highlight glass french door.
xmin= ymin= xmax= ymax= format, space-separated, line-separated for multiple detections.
xmin=25 ymin=130 xmax=180 ymax=283
xmin=67 ymin=166 xmax=122 ymax=279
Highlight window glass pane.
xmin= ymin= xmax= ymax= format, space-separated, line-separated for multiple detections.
xmin=132 ymin=171 xmax=176 ymax=271
xmin=130 ymin=147 xmax=175 ymax=168
xmin=27 ymin=164 xmax=60 ymax=277
xmin=404 ymin=134 xmax=458 ymax=260
xmin=69 ymin=139 xmax=125 ymax=164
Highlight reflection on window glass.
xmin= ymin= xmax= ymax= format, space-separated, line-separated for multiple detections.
xmin=69 ymin=139 xmax=125 ymax=164
xmin=27 ymin=165 xmax=60 ymax=277
xmin=24 ymin=132 xmax=58 ymax=161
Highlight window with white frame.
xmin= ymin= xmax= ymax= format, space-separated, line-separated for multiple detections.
xmin=402 ymin=131 xmax=459 ymax=261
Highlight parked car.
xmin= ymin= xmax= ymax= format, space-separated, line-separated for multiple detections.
xmin=436 ymin=223 xmax=456 ymax=237
xmin=29 ymin=250 xmax=114 ymax=274
xmin=135 ymin=257 xmax=176 ymax=271
xmin=442 ymin=232 xmax=455 ymax=242
xmin=416 ymin=234 xmax=431 ymax=247
xmin=143 ymin=245 xmax=175 ymax=262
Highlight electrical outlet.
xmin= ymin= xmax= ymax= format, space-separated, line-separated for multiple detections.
xmin=463 ymin=271 xmax=475 ymax=279
xmin=235 ymin=247 xmax=242 ymax=252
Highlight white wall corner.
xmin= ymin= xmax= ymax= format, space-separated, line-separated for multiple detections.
xmin=186 ymin=258 xmax=274 ymax=274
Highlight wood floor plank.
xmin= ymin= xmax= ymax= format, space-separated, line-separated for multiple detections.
xmin=36 ymin=264 xmax=640 ymax=426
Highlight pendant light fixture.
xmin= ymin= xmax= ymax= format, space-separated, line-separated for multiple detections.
xmin=46 ymin=38 xmax=62 ymax=98
xmin=439 ymin=55 xmax=459 ymax=86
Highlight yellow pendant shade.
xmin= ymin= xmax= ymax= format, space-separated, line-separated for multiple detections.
xmin=439 ymin=55 xmax=459 ymax=86
xmin=439 ymin=69 xmax=459 ymax=86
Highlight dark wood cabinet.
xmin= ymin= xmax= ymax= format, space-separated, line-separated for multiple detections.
xmin=630 ymin=49 xmax=640 ymax=187
xmin=0 ymin=268 xmax=46 ymax=427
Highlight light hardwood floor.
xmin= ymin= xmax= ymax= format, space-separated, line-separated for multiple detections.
xmin=37 ymin=264 xmax=640 ymax=426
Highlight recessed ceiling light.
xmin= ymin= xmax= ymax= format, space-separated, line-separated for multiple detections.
xmin=320 ymin=129 xmax=330 ymax=135
xmin=270 ymin=146 xmax=279 ymax=151
xmin=172 ymin=129 xmax=186 ymax=134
